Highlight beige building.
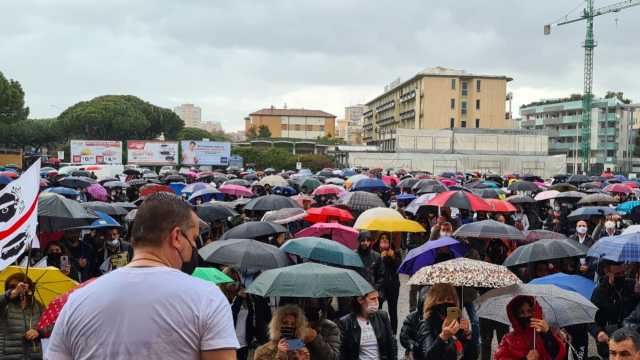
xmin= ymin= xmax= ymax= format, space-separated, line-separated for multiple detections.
xmin=173 ymin=104 xmax=202 ymax=128
xmin=362 ymin=67 xmax=512 ymax=150
xmin=246 ymin=107 xmax=336 ymax=140
xmin=335 ymin=119 xmax=349 ymax=139
xmin=201 ymin=121 xmax=223 ymax=133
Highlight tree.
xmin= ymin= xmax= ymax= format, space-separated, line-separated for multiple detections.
xmin=246 ymin=126 xmax=257 ymax=139
xmin=257 ymin=125 xmax=272 ymax=138
xmin=231 ymin=147 xmax=335 ymax=171
xmin=605 ymin=91 xmax=632 ymax=104
xmin=177 ymin=127 xmax=214 ymax=141
xmin=0 ymin=70 xmax=29 ymax=125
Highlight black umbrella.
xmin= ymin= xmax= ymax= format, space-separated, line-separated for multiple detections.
xmin=110 ymin=201 xmax=137 ymax=210
xmin=568 ymin=206 xmax=618 ymax=221
xmin=579 ymin=182 xmax=603 ymax=190
xmin=553 ymin=191 xmax=586 ymax=199
xmin=211 ymin=176 xmax=229 ymax=186
xmin=508 ymin=181 xmax=539 ymax=192
xmin=568 ymin=174 xmax=590 ymax=184
xmin=70 ymin=170 xmax=92 ymax=178
xmin=219 ymin=221 xmax=288 ymax=240
xmin=81 ymin=202 xmax=129 ymax=216
xmin=522 ymin=230 xmax=567 ymax=244
xmin=243 ymin=173 xmax=259 ymax=181
xmin=453 ymin=220 xmax=524 ymax=241
xmin=503 ymin=238 xmax=588 ymax=267
xmin=58 ymin=176 xmax=96 ymax=189
xmin=126 ymin=179 xmax=148 ymax=187
xmin=164 ymin=174 xmax=186 ymax=183
xmin=577 ymin=193 xmax=617 ymax=206
xmin=244 ymin=194 xmax=301 ymax=212
xmin=412 ymin=179 xmax=448 ymax=195
xmin=38 ymin=193 xmax=99 ymax=232
xmin=103 ymin=181 xmax=129 ymax=189
xmin=397 ymin=177 xmax=419 ymax=191
xmin=505 ymin=195 xmax=536 ymax=204
xmin=98 ymin=177 xmax=119 ymax=185
xmin=196 ymin=204 xmax=239 ymax=223
xmin=199 ymin=238 xmax=290 ymax=272
xmin=472 ymin=188 xmax=505 ymax=199
xmin=520 ymin=174 xmax=543 ymax=183
xmin=336 ymin=191 xmax=386 ymax=212
xmin=549 ymin=183 xmax=578 ymax=192
xmin=225 ymin=179 xmax=252 ymax=188
xmin=123 ymin=168 xmax=142 ymax=176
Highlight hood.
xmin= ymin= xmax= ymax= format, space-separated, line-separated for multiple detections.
xmin=506 ymin=295 xmax=543 ymax=333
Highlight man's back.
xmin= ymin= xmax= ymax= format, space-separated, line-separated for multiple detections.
xmin=48 ymin=266 xmax=238 ymax=360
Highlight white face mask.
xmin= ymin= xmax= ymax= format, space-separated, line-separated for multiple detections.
xmin=367 ymin=301 xmax=379 ymax=314
xmin=605 ymin=221 xmax=616 ymax=230
xmin=576 ymin=226 xmax=588 ymax=234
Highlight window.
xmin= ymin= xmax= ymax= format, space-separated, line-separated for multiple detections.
xmin=451 ymin=79 xmax=456 ymax=90
xmin=607 ymin=150 xmax=615 ymax=157
xmin=319 ymin=125 xmax=325 ymax=132
xmin=461 ymin=120 xmax=467 ymax=128
xmin=461 ymin=101 xmax=467 ymax=115
xmin=476 ymin=99 xmax=480 ymax=110
xmin=306 ymin=125 xmax=313 ymax=131
xmin=281 ymin=124 xmax=288 ymax=130
xmin=461 ymin=81 xmax=468 ymax=96
xmin=450 ymin=118 xmax=455 ymax=128
xmin=295 ymin=124 xmax=302 ymax=131
xmin=475 ymin=118 xmax=480 ymax=128
xmin=450 ymin=99 xmax=455 ymax=109
xmin=476 ymin=80 xmax=481 ymax=92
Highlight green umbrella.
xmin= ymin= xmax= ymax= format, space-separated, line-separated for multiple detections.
xmin=191 ymin=267 xmax=234 ymax=285
xmin=297 ymin=177 xmax=322 ymax=192
xmin=246 ymin=262 xmax=373 ymax=298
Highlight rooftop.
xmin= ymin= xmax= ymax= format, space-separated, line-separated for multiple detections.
xmin=250 ymin=108 xmax=336 ymax=118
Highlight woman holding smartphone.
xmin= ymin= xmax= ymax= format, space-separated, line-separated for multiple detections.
xmin=415 ymin=283 xmax=478 ymax=360
xmin=254 ymin=304 xmax=314 ymax=360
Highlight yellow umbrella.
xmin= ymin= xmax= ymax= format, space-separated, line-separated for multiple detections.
xmin=0 ymin=266 xmax=78 ymax=307
xmin=354 ymin=217 xmax=426 ymax=233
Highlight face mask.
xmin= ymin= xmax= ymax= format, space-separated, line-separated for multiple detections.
xmin=109 ymin=238 xmax=120 ymax=247
xmin=614 ymin=276 xmax=626 ymax=289
xmin=441 ymin=232 xmax=452 ymax=237
xmin=433 ymin=303 xmax=455 ymax=318
xmin=280 ymin=326 xmax=296 ymax=339
xmin=305 ymin=306 xmax=321 ymax=322
xmin=605 ymin=222 xmax=616 ymax=230
xmin=366 ymin=301 xmax=379 ymax=314
xmin=517 ymin=316 xmax=532 ymax=329
xmin=576 ymin=226 xmax=588 ymax=234
xmin=48 ymin=253 xmax=61 ymax=267
xmin=380 ymin=242 xmax=389 ymax=251
xmin=180 ymin=241 xmax=199 ymax=275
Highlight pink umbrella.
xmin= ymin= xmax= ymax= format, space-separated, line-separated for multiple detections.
xmin=440 ymin=178 xmax=457 ymax=187
xmin=219 ymin=184 xmax=254 ymax=197
xmin=86 ymin=183 xmax=108 ymax=202
xmin=312 ymin=184 xmax=346 ymax=196
xmin=382 ymin=175 xmax=399 ymax=186
xmin=186 ymin=171 xmax=198 ymax=178
xmin=291 ymin=194 xmax=316 ymax=207
xmin=295 ymin=222 xmax=358 ymax=250
xmin=534 ymin=181 xmax=547 ymax=190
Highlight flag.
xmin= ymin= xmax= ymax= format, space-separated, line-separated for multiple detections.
xmin=0 ymin=160 xmax=40 ymax=271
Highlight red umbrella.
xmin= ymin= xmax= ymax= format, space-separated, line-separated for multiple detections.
xmin=36 ymin=279 xmax=96 ymax=336
xmin=604 ymin=183 xmax=632 ymax=194
xmin=0 ymin=171 xmax=18 ymax=179
xmin=382 ymin=175 xmax=399 ymax=186
xmin=427 ymin=191 xmax=492 ymax=212
xmin=139 ymin=184 xmax=175 ymax=197
xmin=312 ymin=184 xmax=345 ymax=196
xmin=305 ymin=206 xmax=353 ymax=223
xmin=486 ymin=198 xmax=518 ymax=213
xmin=439 ymin=178 xmax=457 ymax=187
xmin=295 ymin=222 xmax=358 ymax=250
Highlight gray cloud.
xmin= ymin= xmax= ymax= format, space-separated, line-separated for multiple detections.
xmin=1 ymin=0 xmax=639 ymax=131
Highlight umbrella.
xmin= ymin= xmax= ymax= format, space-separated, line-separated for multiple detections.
xmin=246 ymin=262 xmax=373 ymax=298
xmin=426 ymin=191 xmax=492 ymax=212
xmin=290 ymin=194 xmax=316 ymax=207
xmin=472 ymin=188 xmax=505 ymax=199
xmin=281 ymin=237 xmax=363 ymax=267
xmin=624 ymin=181 xmax=640 ymax=189
xmin=81 ymin=202 xmax=129 ymax=216
xmin=579 ymin=182 xmax=603 ymax=190
xmin=244 ymin=194 xmax=301 ymax=212
xmin=505 ymin=195 xmax=536 ymax=204
xmin=0 ymin=266 xmax=77 ymax=307
xmin=508 ymin=181 xmax=539 ymax=192
xmin=534 ymin=190 xmax=560 ymax=201
xmin=126 ymin=179 xmax=148 ymax=187
xmin=398 ymin=237 xmax=468 ymax=275
xmin=412 ymin=180 xmax=448 ymax=195
xmin=398 ymin=177 xmax=420 ymax=191
xmin=224 ymin=179 xmax=252 ymax=188
xmin=568 ymin=206 xmax=618 ymax=221
xmin=305 ymin=206 xmax=353 ymax=224
xmin=553 ymin=191 xmax=586 ymax=199
xmin=530 ymin=273 xmax=596 ymax=300
xmin=196 ymin=204 xmax=239 ymax=223
xmin=191 ymin=267 xmax=234 ymax=285
xmin=577 ymin=193 xmax=617 ymax=205
xmin=617 ymin=200 xmax=640 ymax=214
xmin=587 ymin=232 xmax=640 ymax=262
xmin=110 ymin=201 xmax=137 ymax=210
xmin=623 ymin=225 xmax=640 ymax=235
xmin=381 ymin=175 xmax=398 ymax=186
xmin=486 ymin=198 xmax=518 ymax=213
xmin=58 ymin=176 xmax=96 ymax=189
xmin=336 ymin=191 xmax=386 ymax=212
xmin=0 ymin=175 xmax=12 ymax=186
xmin=295 ymin=222 xmax=359 ymax=250
xmin=350 ymin=178 xmax=388 ymax=192
xmin=38 ymin=193 xmax=98 ymax=232
xmin=258 ymin=175 xmax=288 ymax=188
xmin=188 ymin=188 xmax=221 ymax=203
xmin=261 ymin=208 xmax=307 ymax=224
xmin=0 ymin=171 xmax=18 ymax=179
xmin=198 ymin=238 xmax=289 ymax=272
xmin=164 ymin=174 xmax=186 ymax=183
xmin=219 ymin=221 xmax=288 ymax=240
xmin=604 ymin=183 xmax=632 ymax=194
xmin=353 ymin=207 xmax=403 ymax=227
xmin=71 ymin=211 xmax=122 ymax=230
xmin=219 ymin=184 xmax=254 ymax=198
xmin=354 ymin=216 xmax=425 ymax=233
xmin=297 ymin=177 xmax=322 ymax=192
xmin=139 ymin=184 xmax=175 ymax=197
xmin=312 ymin=184 xmax=346 ymax=196
xmin=36 ymin=279 xmax=95 ymax=335
xmin=123 ymin=168 xmax=141 ymax=176
xmin=347 ymin=174 xmax=370 ymax=186
xmin=408 ymin=258 xmax=521 ymax=288
xmin=44 ymin=187 xmax=80 ymax=199
xmin=86 ymin=183 xmax=108 ymax=202
xmin=476 ymin=284 xmax=597 ymax=327
xmin=522 ymin=230 xmax=567 ymax=244
xmin=272 ymin=186 xmax=298 ymax=196
xmin=102 ymin=181 xmax=128 ymax=189
xmin=568 ymin=174 xmax=590 ymax=184
xmin=503 ymin=238 xmax=588 ymax=267
xmin=182 ymin=182 xmax=211 ymax=194
xmin=453 ymin=220 xmax=524 ymax=241
xmin=325 ymin=177 xmax=345 ymax=186
xmin=396 ymin=193 xmax=417 ymax=203
xmin=549 ymin=183 xmax=578 ymax=192
xmin=404 ymin=193 xmax=438 ymax=215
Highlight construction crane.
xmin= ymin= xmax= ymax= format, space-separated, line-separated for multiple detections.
xmin=545 ymin=0 xmax=640 ymax=174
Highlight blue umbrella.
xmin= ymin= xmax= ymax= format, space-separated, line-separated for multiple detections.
xmin=73 ymin=211 xmax=122 ymax=230
xmin=0 ymin=176 xmax=11 ymax=186
xmin=567 ymin=206 xmax=618 ymax=221
xmin=614 ymin=175 xmax=628 ymax=182
xmin=398 ymin=236 xmax=468 ymax=275
xmin=587 ymin=232 xmax=640 ymax=262
xmin=530 ymin=272 xmax=596 ymax=300
xmin=168 ymin=182 xmax=187 ymax=195
xmin=188 ymin=188 xmax=222 ymax=204
xmin=342 ymin=169 xmax=356 ymax=177
xmin=272 ymin=186 xmax=298 ymax=196
xmin=45 ymin=187 xmax=80 ymax=199
xmin=281 ymin=237 xmax=363 ymax=268
xmin=351 ymin=178 xmax=389 ymax=192
xmin=396 ymin=193 xmax=417 ymax=202
xmin=617 ymin=201 xmax=640 ymax=215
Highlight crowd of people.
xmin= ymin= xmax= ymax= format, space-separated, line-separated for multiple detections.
xmin=3 ymin=164 xmax=640 ymax=359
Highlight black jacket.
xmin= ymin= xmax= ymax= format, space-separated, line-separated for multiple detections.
xmin=416 ymin=313 xmax=478 ymax=360
xmin=357 ymin=249 xmax=380 ymax=286
xmin=590 ymin=277 xmax=639 ymax=337
xmin=622 ymin=301 xmax=640 ymax=333
xmin=374 ymin=251 xmax=401 ymax=292
xmin=338 ymin=311 xmax=397 ymax=360
xmin=568 ymin=233 xmax=595 ymax=248
xmin=400 ymin=294 xmax=426 ymax=357
xmin=230 ymin=295 xmax=270 ymax=347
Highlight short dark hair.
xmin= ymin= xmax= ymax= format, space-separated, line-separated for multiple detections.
xmin=130 ymin=192 xmax=195 ymax=247
xmin=358 ymin=231 xmax=372 ymax=242
xmin=611 ymin=328 xmax=640 ymax=351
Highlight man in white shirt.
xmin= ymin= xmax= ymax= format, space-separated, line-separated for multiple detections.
xmin=48 ymin=192 xmax=238 ymax=360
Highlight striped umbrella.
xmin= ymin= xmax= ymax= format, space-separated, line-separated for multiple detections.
xmin=587 ymin=232 xmax=640 ymax=262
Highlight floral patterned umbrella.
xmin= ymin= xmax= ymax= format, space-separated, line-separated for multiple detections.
xmin=407 ymin=258 xmax=521 ymax=288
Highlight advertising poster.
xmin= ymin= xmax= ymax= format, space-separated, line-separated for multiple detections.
xmin=180 ymin=141 xmax=231 ymax=166
xmin=127 ymin=141 xmax=178 ymax=165
xmin=70 ymin=140 xmax=122 ymax=165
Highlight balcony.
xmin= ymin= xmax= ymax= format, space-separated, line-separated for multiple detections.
xmin=400 ymin=90 xmax=416 ymax=103
xmin=543 ymin=118 xmax=563 ymax=126
xmin=558 ymin=129 xmax=579 ymax=137
xmin=400 ymin=109 xmax=415 ymax=121
xmin=375 ymin=100 xmax=395 ymax=113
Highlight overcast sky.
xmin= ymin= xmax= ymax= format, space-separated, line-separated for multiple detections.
xmin=1 ymin=0 xmax=639 ymax=131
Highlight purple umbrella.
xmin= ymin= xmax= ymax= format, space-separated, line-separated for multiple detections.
xmin=398 ymin=236 xmax=468 ymax=275
xmin=86 ymin=183 xmax=108 ymax=202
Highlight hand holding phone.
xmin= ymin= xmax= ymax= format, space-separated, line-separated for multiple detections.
xmin=286 ymin=338 xmax=305 ymax=351
xmin=446 ymin=306 xmax=460 ymax=323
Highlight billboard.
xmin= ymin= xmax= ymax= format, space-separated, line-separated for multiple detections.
xmin=180 ymin=141 xmax=230 ymax=166
xmin=127 ymin=141 xmax=178 ymax=165
xmin=70 ymin=140 xmax=122 ymax=165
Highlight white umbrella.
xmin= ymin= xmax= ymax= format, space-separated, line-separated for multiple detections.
xmin=534 ymin=190 xmax=559 ymax=201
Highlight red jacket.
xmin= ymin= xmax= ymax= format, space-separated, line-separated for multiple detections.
xmin=494 ymin=296 xmax=566 ymax=360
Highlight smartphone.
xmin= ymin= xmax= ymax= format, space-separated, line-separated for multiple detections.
xmin=580 ymin=258 xmax=587 ymax=266
xmin=286 ymin=339 xmax=305 ymax=351
xmin=60 ymin=255 xmax=70 ymax=269
xmin=446 ymin=307 xmax=460 ymax=323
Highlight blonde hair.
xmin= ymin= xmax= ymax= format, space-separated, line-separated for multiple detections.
xmin=268 ymin=304 xmax=308 ymax=341
xmin=423 ymin=283 xmax=458 ymax=319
